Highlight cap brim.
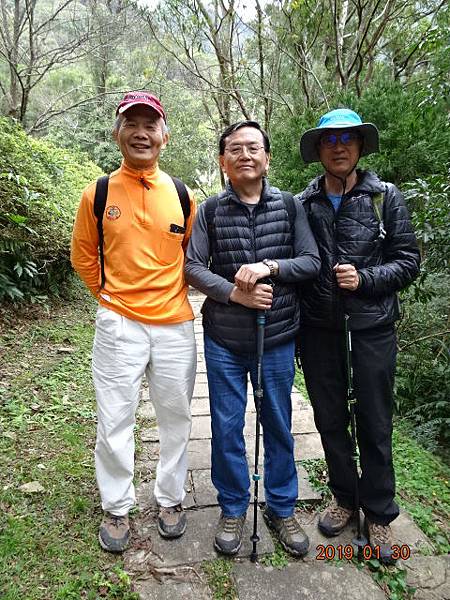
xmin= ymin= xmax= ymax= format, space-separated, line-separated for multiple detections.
xmin=299 ymin=123 xmax=379 ymax=163
xmin=117 ymin=101 xmax=165 ymax=121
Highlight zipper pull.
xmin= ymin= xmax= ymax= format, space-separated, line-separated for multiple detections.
xmin=140 ymin=177 xmax=150 ymax=190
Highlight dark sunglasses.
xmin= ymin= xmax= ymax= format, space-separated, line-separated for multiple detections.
xmin=319 ymin=131 xmax=361 ymax=148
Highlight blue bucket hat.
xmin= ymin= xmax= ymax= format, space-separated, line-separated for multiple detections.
xmin=300 ymin=108 xmax=379 ymax=163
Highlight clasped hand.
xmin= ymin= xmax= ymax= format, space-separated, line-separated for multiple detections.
xmin=334 ymin=263 xmax=360 ymax=291
xmin=230 ymin=262 xmax=272 ymax=309
xmin=234 ymin=262 xmax=270 ymax=293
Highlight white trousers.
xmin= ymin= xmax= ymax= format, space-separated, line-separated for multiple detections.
xmin=92 ymin=306 xmax=197 ymax=516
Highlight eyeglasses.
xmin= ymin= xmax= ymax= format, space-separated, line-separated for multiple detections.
xmin=319 ymin=132 xmax=360 ymax=148
xmin=225 ymin=144 xmax=265 ymax=157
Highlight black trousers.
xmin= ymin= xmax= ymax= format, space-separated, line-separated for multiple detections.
xmin=299 ymin=324 xmax=399 ymax=525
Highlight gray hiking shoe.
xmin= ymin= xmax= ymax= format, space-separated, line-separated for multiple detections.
xmin=263 ymin=508 xmax=309 ymax=557
xmin=98 ymin=512 xmax=130 ymax=553
xmin=157 ymin=504 xmax=187 ymax=539
xmin=318 ymin=498 xmax=354 ymax=537
xmin=214 ymin=512 xmax=246 ymax=555
xmin=365 ymin=519 xmax=396 ymax=565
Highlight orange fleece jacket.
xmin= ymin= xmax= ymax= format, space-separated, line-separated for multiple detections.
xmin=71 ymin=162 xmax=196 ymax=324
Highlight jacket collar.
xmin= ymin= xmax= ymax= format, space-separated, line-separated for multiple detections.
xmin=303 ymin=169 xmax=385 ymax=201
xmin=223 ymin=177 xmax=272 ymax=207
xmin=119 ymin=161 xmax=160 ymax=187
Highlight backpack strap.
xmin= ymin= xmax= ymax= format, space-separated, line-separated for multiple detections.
xmin=93 ymin=175 xmax=110 ymax=289
xmin=204 ymin=194 xmax=220 ymax=243
xmin=170 ymin=176 xmax=191 ymax=229
xmin=372 ymin=190 xmax=386 ymax=241
xmin=281 ymin=191 xmax=297 ymax=233
xmin=93 ymin=175 xmax=191 ymax=290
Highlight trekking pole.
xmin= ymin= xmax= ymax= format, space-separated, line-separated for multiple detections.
xmin=250 ymin=309 xmax=265 ymax=563
xmin=344 ymin=313 xmax=368 ymax=559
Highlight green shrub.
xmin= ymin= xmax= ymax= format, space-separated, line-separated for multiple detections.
xmin=0 ymin=117 xmax=102 ymax=302
xmin=396 ymin=275 xmax=450 ymax=451
xmin=269 ymin=77 xmax=450 ymax=193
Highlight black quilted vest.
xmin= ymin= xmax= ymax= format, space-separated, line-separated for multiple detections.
xmin=201 ymin=181 xmax=299 ymax=356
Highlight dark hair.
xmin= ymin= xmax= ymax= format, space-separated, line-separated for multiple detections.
xmin=219 ymin=120 xmax=270 ymax=155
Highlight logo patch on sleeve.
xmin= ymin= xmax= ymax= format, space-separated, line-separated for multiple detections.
xmin=106 ymin=205 xmax=121 ymax=220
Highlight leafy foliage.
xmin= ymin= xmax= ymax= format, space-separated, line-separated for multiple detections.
xmin=0 ymin=117 xmax=102 ymax=302
xmin=270 ymin=77 xmax=450 ymax=193
xmin=396 ymin=275 xmax=450 ymax=450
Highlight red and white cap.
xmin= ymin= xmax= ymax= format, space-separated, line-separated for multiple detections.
xmin=116 ymin=91 xmax=166 ymax=122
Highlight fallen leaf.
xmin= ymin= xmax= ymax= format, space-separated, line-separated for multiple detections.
xmin=19 ymin=481 xmax=45 ymax=493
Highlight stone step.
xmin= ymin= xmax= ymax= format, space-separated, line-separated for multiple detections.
xmin=141 ymin=410 xmax=317 ymax=443
xmin=138 ymin=432 xmax=324 ymax=472
xmin=124 ymin=505 xmax=274 ymax=571
xmin=233 ymin=561 xmax=386 ymax=600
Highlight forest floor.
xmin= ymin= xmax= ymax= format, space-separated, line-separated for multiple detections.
xmin=0 ymin=283 xmax=448 ymax=600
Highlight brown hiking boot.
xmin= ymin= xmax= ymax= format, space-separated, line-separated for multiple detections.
xmin=214 ymin=512 xmax=246 ymax=555
xmin=365 ymin=519 xmax=396 ymax=565
xmin=98 ymin=512 xmax=130 ymax=553
xmin=263 ymin=509 xmax=309 ymax=557
xmin=157 ymin=504 xmax=187 ymax=539
xmin=318 ymin=498 xmax=354 ymax=537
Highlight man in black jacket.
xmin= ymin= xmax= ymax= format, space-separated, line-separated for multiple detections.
xmin=296 ymin=108 xmax=420 ymax=564
xmin=185 ymin=121 xmax=320 ymax=557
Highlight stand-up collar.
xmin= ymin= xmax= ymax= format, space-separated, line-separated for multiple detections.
xmin=225 ymin=177 xmax=270 ymax=206
xmin=120 ymin=161 xmax=160 ymax=187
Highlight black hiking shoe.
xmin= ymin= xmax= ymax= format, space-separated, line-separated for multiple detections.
xmin=263 ymin=508 xmax=309 ymax=557
xmin=98 ymin=512 xmax=130 ymax=553
xmin=214 ymin=512 xmax=246 ymax=555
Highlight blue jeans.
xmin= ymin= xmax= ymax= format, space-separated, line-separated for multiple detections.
xmin=205 ymin=334 xmax=298 ymax=517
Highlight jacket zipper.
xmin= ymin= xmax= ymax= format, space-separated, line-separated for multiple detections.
xmin=140 ymin=177 xmax=149 ymax=223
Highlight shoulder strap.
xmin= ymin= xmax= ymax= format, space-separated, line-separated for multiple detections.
xmin=93 ymin=175 xmax=109 ymax=289
xmin=281 ymin=191 xmax=296 ymax=232
xmin=204 ymin=194 xmax=220 ymax=242
xmin=372 ymin=190 xmax=386 ymax=240
xmin=170 ymin=176 xmax=190 ymax=229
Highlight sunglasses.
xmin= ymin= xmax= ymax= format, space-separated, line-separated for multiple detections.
xmin=319 ymin=131 xmax=361 ymax=148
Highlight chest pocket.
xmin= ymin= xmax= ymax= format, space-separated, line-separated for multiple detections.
xmin=159 ymin=230 xmax=184 ymax=265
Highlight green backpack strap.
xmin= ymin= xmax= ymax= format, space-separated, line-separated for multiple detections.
xmin=372 ymin=191 xmax=386 ymax=240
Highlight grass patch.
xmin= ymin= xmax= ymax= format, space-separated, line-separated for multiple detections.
xmin=202 ymin=558 xmax=237 ymax=600
xmin=301 ymin=458 xmax=331 ymax=510
xmin=260 ymin=541 xmax=289 ymax=569
xmin=393 ymin=421 xmax=450 ymax=554
xmin=294 ymin=367 xmax=309 ymax=399
xmin=0 ymin=283 xmax=138 ymax=599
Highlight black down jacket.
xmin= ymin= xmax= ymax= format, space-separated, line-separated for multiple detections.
xmin=296 ymin=170 xmax=421 ymax=331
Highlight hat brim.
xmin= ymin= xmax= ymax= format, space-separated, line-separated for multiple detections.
xmin=117 ymin=101 xmax=165 ymax=121
xmin=300 ymin=123 xmax=379 ymax=163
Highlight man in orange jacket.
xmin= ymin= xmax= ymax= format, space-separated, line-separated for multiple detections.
xmin=71 ymin=91 xmax=197 ymax=553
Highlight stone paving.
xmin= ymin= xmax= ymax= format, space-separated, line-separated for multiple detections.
xmin=124 ymin=289 xmax=448 ymax=599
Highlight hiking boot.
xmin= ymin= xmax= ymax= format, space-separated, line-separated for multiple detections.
xmin=157 ymin=504 xmax=187 ymax=539
xmin=98 ymin=512 xmax=130 ymax=553
xmin=214 ymin=512 xmax=246 ymax=555
xmin=365 ymin=519 xmax=396 ymax=565
xmin=263 ymin=508 xmax=309 ymax=557
xmin=318 ymin=498 xmax=354 ymax=537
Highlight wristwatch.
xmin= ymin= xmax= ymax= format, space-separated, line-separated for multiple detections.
xmin=262 ymin=259 xmax=278 ymax=277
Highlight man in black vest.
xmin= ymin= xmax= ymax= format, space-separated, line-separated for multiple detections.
xmin=185 ymin=121 xmax=320 ymax=556
xmin=296 ymin=109 xmax=420 ymax=564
